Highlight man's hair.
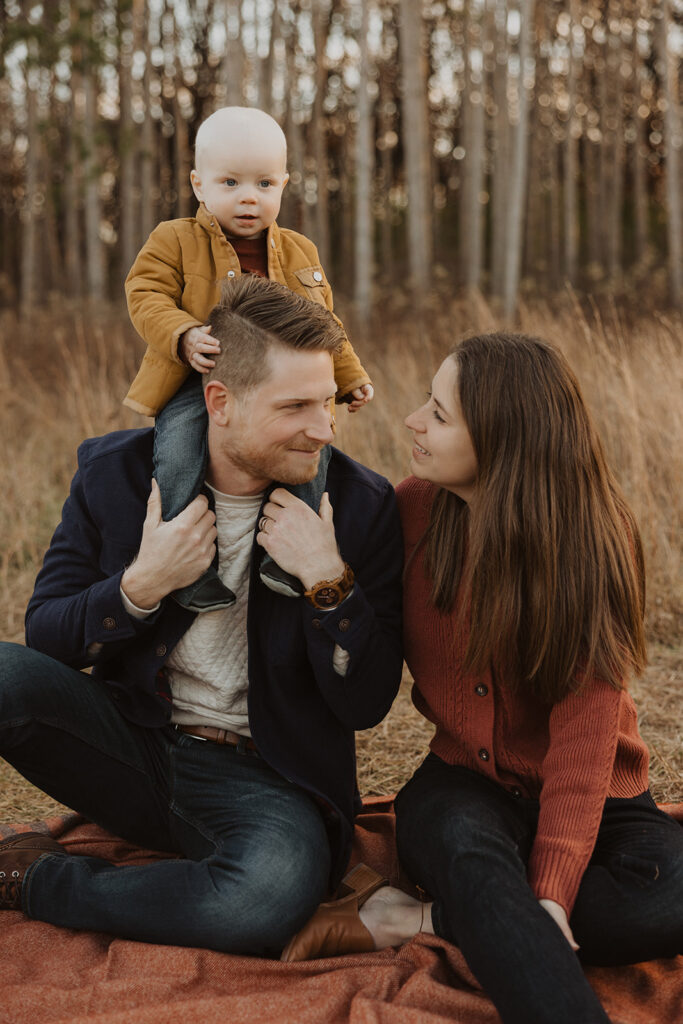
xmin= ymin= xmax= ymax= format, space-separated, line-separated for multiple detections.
xmin=204 ymin=274 xmax=344 ymax=393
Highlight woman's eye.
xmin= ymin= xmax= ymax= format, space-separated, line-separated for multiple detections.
xmin=432 ymin=409 xmax=445 ymax=423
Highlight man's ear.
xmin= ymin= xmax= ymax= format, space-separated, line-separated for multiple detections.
xmin=190 ymin=168 xmax=203 ymax=202
xmin=204 ymin=380 xmax=233 ymax=425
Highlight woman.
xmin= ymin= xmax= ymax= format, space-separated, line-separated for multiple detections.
xmin=283 ymin=333 xmax=683 ymax=1024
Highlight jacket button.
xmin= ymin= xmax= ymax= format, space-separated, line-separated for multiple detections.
xmin=338 ymin=618 xmax=350 ymax=632
xmin=313 ymin=270 xmax=323 ymax=282
xmin=475 ymin=683 xmax=488 ymax=696
xmin=156 ymin=644 xmax=167 ymax=657
xmin=311 ymin=619 xmax=322 ymax=630
xmin=103 ymin=617 xmax=116 ymax=630
xmin=478 ymin=748 xmax=490 ymax=762
xmin=227 ymin=270 xmax=236 ymax=278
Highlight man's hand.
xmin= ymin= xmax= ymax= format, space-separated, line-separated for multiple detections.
xmin=121 ymin=480 xmax=217 ymax=608
xmin=539 ymin=898 xmax=579 ymax=951
xmin=346 ymin=383 xmax=374 ymax=413
xmin=256 ymin=489 xmax=344 ymax=590
xmin=178 ymin=324 xmax=221 ymax=373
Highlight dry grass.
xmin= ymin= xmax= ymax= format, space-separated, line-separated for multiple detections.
xmin=0 ymin=292 xmax=681 ymax=822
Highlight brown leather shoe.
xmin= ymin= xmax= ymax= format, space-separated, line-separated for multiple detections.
xmin=0 ymin=832 xmax=66 ymax=911
xmin=281 ymin=863 xmax=388 ymax=962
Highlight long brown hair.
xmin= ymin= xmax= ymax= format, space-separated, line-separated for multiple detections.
xmin=424 ymin=332 xmax=646 ymax=703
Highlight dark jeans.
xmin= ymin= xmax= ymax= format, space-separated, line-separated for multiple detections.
xmin=0 ymin=642 xmax=330 ymax=955
xmin=395 ymin=754 xmax=683 ymax=1024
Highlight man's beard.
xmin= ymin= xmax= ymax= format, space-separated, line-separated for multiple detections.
xmin=221 ymin=433 xmax=323 ymax=486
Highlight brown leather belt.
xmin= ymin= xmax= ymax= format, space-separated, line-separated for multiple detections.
xmin=175 ymin=724 xmax=259 ymax=754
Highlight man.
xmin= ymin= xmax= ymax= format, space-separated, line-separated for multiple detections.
xmin=0 ymin=276 xmax=403 ymax=956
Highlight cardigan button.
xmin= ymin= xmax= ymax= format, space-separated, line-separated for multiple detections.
xmin=511 ymin=787 xmax=522 ymax=798
xmin=475 ymin=683 xmax=488 ymax=696
xmin=478 ymin=748 xmax=490 ymax=762
xmin=311 ymin=619 xmax=322 ymax=630
xmin=155 ymin=644 xmax=167 ymax=658
xmin=338 ymin=618 xmax=351 ymax=632
xmin=103 ymin=617 xmax=116 ymax=630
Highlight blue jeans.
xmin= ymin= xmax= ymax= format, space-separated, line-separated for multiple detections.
xmin=154 ymin=373 xmax=332 ymax=600
xmin=0 ymin=643 xmax=330 ymax=954
xmin=395 ymin=754 xmax=683 ymax=1024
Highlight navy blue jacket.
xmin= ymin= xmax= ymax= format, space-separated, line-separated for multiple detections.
xmin=25 ymin=429 xmax=403 ymax=884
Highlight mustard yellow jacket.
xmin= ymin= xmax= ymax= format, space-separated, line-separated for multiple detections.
xmin=124 ymin=203 xmax=370 ymax=417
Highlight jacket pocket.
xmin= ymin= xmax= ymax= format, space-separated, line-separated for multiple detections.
xmin=293 ymin=265 xmax=328 ymax=306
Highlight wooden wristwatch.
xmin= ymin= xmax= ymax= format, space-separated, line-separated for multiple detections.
xmin=304 ymin=563 xmax=355 ymax=609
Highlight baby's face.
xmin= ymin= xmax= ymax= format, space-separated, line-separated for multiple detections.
xmin=191 ymin=134 xmax=288 ymax=239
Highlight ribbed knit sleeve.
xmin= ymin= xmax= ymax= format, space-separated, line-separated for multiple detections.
xmin=527 ymin=680 xmax=624 ymax=915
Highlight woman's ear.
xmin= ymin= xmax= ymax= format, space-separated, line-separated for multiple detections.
xmin=204 ymin=380 xmax=232 ymax=425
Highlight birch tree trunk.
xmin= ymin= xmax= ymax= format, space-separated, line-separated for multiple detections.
xmin=140 ymin=3 xmax=156 ymax=242
xmin=83 ymin=55 xmax=105 ymax=300
xmin=563 ymin=0 xmax=579 ymax=284
xmin=118 ymin=0 xmax=137 ymax=292
xmin=503 ymin=0 xmax=535 ymax=318
xmin=354 ymin=0 xmax=373 ymax=315
xmin=398 ymin=0 xmax=432 ymax=292
xmin=20 ymin=36 xmax=40 ymax=312
xmin=656 ymin=0 xmax=682 ymax=306
xmin=606 ymin=20 xmax=624 ymax=284
xmin=631 ymin=28 xmax=649 ymax=270
xmin=311 ymin=0 xmax=330 ymax=266
xmin=221 ymin=0 xmax=244 ymax=107
xmin=459 ymin=4 xmax=486 ymax=290
xmin=490 ymin=0 xmax=509 ymax=298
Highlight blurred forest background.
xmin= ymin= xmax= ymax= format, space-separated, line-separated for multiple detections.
xmin=0 ymin=0 xmax=681 ymax=815
xmin=1 ymin=0 xmax=682 ymax=313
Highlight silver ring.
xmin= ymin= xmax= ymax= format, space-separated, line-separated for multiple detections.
xmin=259 ymin=516 xmax=270 ymax=532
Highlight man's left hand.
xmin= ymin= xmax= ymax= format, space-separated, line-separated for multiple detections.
xmin=256 ymin=489 xmax=344 ymax=590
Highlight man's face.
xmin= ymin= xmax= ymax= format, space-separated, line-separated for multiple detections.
xmin=190 ymin=131 xmax=288 ymax=239
xmin=211 ymin=346 xmax=337 ymax=491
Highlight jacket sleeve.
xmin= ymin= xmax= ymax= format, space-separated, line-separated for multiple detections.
xmin=291 ymin=237 xmax=372 ymax=400
xmin=125 ymin=223 xmax=204 ymax=363
xmin=526 ymin=679 xmax=624 ymax=916
xmin=25 ymin=460 xmax=162 ymax=669
xmin=297 ymin=479 xmax=403 ymax=730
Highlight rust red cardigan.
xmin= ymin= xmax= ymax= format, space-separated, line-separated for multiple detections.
xmin=396 ymin=476 xmax=650 ymax=916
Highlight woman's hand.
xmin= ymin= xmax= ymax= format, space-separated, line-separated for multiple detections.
xmin=538 ymin=898 xmax=579 ymax=951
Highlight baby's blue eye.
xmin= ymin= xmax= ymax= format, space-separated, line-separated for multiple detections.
xmin=225 ymin=178 xmax=237 ymax=186
xmin=259 ymin=180 xmax=271 ymax=188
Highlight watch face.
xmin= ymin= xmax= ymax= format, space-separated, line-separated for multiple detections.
xmin=316 ymin=585 xmax=341 ymax=607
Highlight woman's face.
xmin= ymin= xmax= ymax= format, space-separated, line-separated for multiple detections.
xmin=405 ymin=357 xmax=478 ymax=501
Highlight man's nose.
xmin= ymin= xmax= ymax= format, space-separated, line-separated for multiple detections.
xmin=306 ymin=407 xmax=335 ymax=443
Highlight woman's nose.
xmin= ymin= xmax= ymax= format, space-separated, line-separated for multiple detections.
xmin=405 ymin=409 xmax=424 ymax=431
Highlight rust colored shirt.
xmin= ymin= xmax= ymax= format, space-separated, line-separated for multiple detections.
xmin=396 ymin=475 xmax=650 ymax=916
xmin=230 ymin=234 xmax=269 ymax=278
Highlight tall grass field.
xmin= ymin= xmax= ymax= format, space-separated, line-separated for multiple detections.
xmin=0 ymin=292 xmax=680 ymax=819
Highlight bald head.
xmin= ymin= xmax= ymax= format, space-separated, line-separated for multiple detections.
xmin=194 ymin=107 xmax=287 ymax=175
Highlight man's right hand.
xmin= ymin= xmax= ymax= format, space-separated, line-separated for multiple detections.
xmin=121 ymin=480 xmax=217 ymax=609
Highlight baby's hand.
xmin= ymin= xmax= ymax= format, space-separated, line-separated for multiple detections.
xmin=346 ymin=384 xmax=374 ymax=413
xmin=179 ymin=325 xmax=221 ymax=373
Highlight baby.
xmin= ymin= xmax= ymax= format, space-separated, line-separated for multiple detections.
xmin=125 ymin=107 xmax=373 ymax=612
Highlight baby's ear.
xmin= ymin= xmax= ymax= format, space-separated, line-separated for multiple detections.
xmin=190 ymin=169 xmax=203 ymax=201
xmin=282 ymin=172 xmax=289 ymax=188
